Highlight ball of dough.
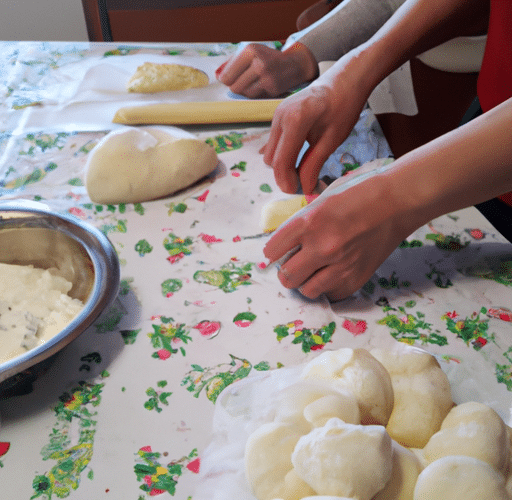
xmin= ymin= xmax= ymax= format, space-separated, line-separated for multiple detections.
xmin=373 ymin=440 xmax=424 ymax=500
xmin=300 ymin=348 xmax=394 ymax=425
xmin=280 ymin=469 xmax=317 ymax=500
xmin=370 ymin=345 xmax=453 ymax=448
xmin=245 ymin=421 xmax=303 ymax=500
xmin=274 ymin=381 xmax=360 ymax=434
xmin=291 ymin=418 xmax=393 ymax=500
xmin=413 ymin=455 xmax=509 ymax=500
xmin=85 ymin=126 xmax=218 ymax=204
xmin=423 ymin=401 xmax=510 ymax=474
xmin=127 ymin=62 xmax=209 ymax=93
xmin=303 ymin=393 xmax=360 ymax=429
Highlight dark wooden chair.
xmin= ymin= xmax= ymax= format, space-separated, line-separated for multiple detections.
xmin=81 ymin=0 xmax=317 ymax=43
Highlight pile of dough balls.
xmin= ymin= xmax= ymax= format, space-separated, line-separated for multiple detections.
xmin=244 ymin=345 xmax=512 ymax=500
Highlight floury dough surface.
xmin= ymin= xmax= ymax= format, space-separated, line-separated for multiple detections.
xmin=85 ymin=126 xmax=219 ymax=204
xmin=0 ymin=262 xmax=84 ymax=363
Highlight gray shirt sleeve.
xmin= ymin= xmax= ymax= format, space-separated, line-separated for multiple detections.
xmin=283 ymin=0 xmax=406 ymax=63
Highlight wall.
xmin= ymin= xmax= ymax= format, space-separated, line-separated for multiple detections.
xmin=0 ymin=0 xmax=88 ymax=41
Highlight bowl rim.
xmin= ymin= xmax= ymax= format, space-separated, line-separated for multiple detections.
xmin=0 ymin=200 xmax=121 ymax=385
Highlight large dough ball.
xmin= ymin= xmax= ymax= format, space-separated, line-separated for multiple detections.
xmin=373 ymin=440 xmax=424 ymax=500
xmin=300 ymin=348 xmax=394 ymax=425
xmin=274 ymin=381 xmax=360 ymax=434
xmin=85 ymin=126 xmax=218 ymax=204
xmin=413 ymin=455 xmax=509 ymax=500
xmin=245 ymin=421 xmax=303 ymax=500
xmin=370 ymin=345 xmax=453 ymax=448
xmin=423 ymin=401 xmax=510 ymax=474
xmin=291 ymin=418 xmax=393 ymax=500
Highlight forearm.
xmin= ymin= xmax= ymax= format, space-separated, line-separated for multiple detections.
xmin=284 ymin=0 xmax=404 ymax=63
xmin=359 ymin=0 xmax=489 ymax=91
xmin=311 ymin=0 xmax=489 ymax=111
xmin=384 ymin=98 xmax=512 ymax=235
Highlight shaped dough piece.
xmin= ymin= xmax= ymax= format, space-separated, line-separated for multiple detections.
xmin=413 ymin=455 xmax=509 ymax=500
xmin=423 ymin=401 xmax=510 ymax=474
xmin=300 ymin=348 xmax=394 ymax=425
xmin=245 ymin=421 xmax=303 ymax=500
xmin=370 ymin=345 xmax=453 ymax=448
xmin=373 ymin=440 xmax=424 ymax=500
xmin=291 ymin=418 xmax=392 ymax=500
xmin=260 ymin=195 xmax=308 ymax=232
xmin=127 ymin=62 xmax=209 ymax=93
xmin=85 ymin=126 xmax=218 ymax=204
xmin=274 ymin=381 xmax=360 ymax=434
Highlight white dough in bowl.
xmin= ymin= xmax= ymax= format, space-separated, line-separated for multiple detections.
xmin=85 ymin=126 xmax=218 ymax=204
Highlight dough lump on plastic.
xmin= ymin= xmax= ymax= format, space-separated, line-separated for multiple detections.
xmin=370 ymin=344 xmax=453 ymax=448
xmin=291 ymin=418 xmax=392 ymax=500
xmin=274 ymin=381 xmax=360 ymax=434
xmin=245 ymin=421 xmax=305 ymax=500
xmin=423 ymin=401 xmax=510 ymax=474
xmin=300 ymin=348 xmax=394 ymax=425
xmin=85 ymin=126 xmax=218 ymax=204
xmin=413 ymin=455 xmax=509 ymax=500
xmin=373 ymin=440 xmax=424 ymax=500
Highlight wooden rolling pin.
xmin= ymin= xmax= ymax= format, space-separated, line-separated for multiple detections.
xmin=113 ymin=99 xmax=283 ymax=125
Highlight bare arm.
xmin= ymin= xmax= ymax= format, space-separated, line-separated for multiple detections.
xmin=264 ymin=0 xmax=490 ymax=194
xmin=263 ymin=97 xmax=512 ymax=301
xmin=216 ymin=0 xmax=411 ymax=98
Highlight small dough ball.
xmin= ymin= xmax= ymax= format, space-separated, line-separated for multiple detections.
xmin=85 ymin=126 xmax=218 ymax=204
xmin=291 ymin=418 xmax=393 ymax=500
xmin=274 ymin=381 xmax=360 ymax=434
xmin=373 ymin=440 xmax=423 ymax=500
xmin=300 ymin=348 xmax=394 ymax=425
xmin=303 ymin=393 xmax=360 ymax=428
xmin=370 ymin=345 xmax=453 ymax=448
xmin=245 ymin=421 xmax=302 ymax=500
xmin=280 ymin=469 xmax=317 ymax=500
xmin=127 ymin=62 xmax=209 ymax=92
xmin=413 ymin=455 xmax=509 ymax=500
xmin=423 ymin=401 xmax=510 ymax=474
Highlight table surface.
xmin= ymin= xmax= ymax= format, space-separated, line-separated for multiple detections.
xmin=1 ymin=41 xmax=512 ymax=500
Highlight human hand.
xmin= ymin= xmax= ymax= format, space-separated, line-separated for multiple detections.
xmin=216 ymin=42 xmax=318 ymax=99
xmin=263 ymin=61 xmax=369 ymax=195
xmin=263 ymin=171 xmax=410 ymax=302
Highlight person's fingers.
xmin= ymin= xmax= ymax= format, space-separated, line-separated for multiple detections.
xmin=277 ymin=245 xmax=320 ymax=291
xmin=263 ymin=216 xmax=305 ymax=263
xmin=297 ymin=139 xmax=336 ymax=195
xmin=298 ymin=265 xmax=353 ymax=301
xmin=228 ymin=70 xmax=260 ymax=97
xmin=265 ymin=109 xmax=312 ymax=193
xmin=217 ymin=53 xmax=253 ymax=87
xmin=215 ymin=61 xmax=228 ymax=79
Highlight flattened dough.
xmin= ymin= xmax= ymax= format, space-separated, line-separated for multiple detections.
xmin=85 ymin=126 xmax=218 ymax=204
xmin=127 ymin=62 xmax=209 ymax=93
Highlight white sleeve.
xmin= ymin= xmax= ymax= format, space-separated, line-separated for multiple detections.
xmin=283 ymin=0 xmax=406 ymax=63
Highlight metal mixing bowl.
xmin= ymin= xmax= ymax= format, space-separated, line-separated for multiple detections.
xmin=0 ymin=200 xmax=120 ymax=394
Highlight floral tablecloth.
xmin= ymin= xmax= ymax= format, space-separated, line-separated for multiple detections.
xmin=1 ymin=41 xmax=512 ymax=500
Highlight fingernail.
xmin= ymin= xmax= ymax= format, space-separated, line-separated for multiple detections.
xmin=257 ymin=259 xmax=271 ymax=270
xmin=215 ymin=62 xmax=227 ymax=77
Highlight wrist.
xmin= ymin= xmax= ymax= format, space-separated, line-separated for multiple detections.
xmin=282 ymin=42 xmax=319 ymax=82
